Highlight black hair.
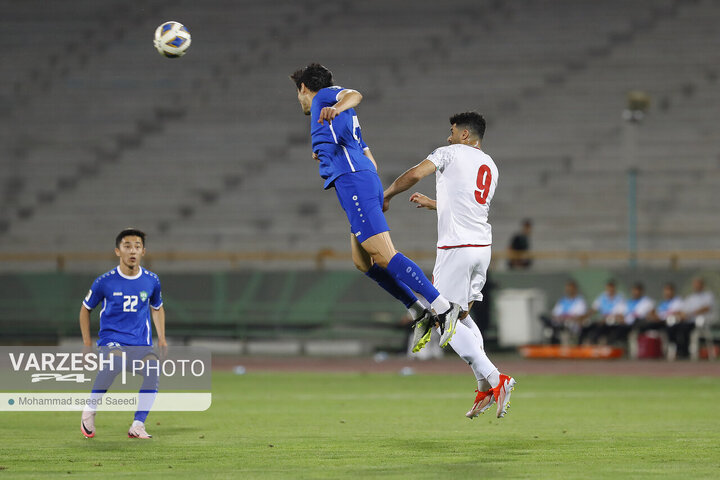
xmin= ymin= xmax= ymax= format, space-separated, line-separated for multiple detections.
xmin=606 ymin=279 xmax=616 ymax=287
xmin=290 ymin=63 xmax=334 ymax=92
xmin=632 ymin=282 xmax=644 ymax=292
xmin=449 ymin=111 xmax=486 ymax=139
xmin=115 ymin=228 xmax=146 ymax=248
xmin=664 ymin=282 xmax=676 ymax=291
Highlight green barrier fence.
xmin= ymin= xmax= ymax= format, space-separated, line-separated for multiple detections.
xmin=0 ymin=268 xmax=716 ymax=348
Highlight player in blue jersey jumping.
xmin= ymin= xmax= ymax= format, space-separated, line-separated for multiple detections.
xmin=79 ymin=228 xmax=166 ymax=439
xmin=290 ymin=63 xmax=461 ymax=344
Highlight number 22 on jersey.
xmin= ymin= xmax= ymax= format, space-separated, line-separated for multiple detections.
xmin=474 ymin=165 xmax=492 ymax=205
xmin=123 ymin=295 xmax=138 ymax=312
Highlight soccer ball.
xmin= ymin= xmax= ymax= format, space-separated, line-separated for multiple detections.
xmin=153 ymin=21 xmax=191 ymax=58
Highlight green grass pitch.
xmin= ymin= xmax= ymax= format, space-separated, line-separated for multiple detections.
xmin=1 ymin=371 xmax=718 ymax=479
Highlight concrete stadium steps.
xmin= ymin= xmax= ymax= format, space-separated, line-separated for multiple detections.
xmin=2 ymin=0 xmax=720 ymax=259
xmin=0 ymin=0 xmax=126 ymax=92
xmin=0 ymin=0 xmax=318 ymax=238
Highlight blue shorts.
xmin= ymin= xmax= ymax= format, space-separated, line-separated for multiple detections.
xmin=98 ymin=342 xmax=158 ymax=363
xmin=334 ymin=170 xmax=390 ymax=243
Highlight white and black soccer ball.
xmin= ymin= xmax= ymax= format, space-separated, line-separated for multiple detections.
xmin=153 ymin=21 xmax=191 ymax=58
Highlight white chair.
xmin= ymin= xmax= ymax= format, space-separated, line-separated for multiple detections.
xmin=665 ymin=315 xmax=680 ymax=361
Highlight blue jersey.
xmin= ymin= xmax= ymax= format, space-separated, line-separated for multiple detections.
xmin=310 ymin=86 xmax=376 ymax=189
xmin=592 ymin=292 xmax=625 ymax=316
xmin=83 ymin=267 xmax=163 ymax=346
xmin=656 ymin=297 xmax=683 ymax=319
xmin=552 ymin=296 xmax=587 ymax=317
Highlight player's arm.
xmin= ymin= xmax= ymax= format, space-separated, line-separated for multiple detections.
xmin=80 ymin=280 xmax=103 ymax=350
xmin=151 ymin=305 xmax=167 ymax=358
xmin=79 ymin=305 xmax=93 ymax=348
xmin=318 ymin=89 xmax=363 ymax=124
xmin=409 ymin=192 xmax=436 ymax=210
xmin=383 ymin=159 xmax=436 ymax=211
xmin=152 ymin=306 xmax=167 ymax=348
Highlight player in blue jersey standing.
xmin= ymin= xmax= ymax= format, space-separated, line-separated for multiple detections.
xmin=79 ymin=228 xmax=166 ymax=439
xmin=290 ymin=63 xmax=461 ymax=345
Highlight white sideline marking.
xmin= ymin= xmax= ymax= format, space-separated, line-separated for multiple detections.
xmin=228 ymin=390 xmax=719 ymax=401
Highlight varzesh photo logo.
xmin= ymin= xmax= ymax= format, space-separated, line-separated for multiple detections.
xmin=0 ymin=346 xmax=211 ymax=412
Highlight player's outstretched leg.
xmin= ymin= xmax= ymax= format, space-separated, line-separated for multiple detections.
xmin=361 ymin=233 xmax=462 ymax=344
xmin=384 ymin=251 xmax=461 ymax=347
xmin=364 ymin=262 xmax=430 ymax=328
xmin=364 ymin=263 xmax=419 ymax=308
xmin=352 ymin=235 xmax=430 ymax=327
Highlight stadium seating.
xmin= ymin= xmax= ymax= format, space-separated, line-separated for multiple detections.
xmin=1 ymin=0 xmax=719 ymax=264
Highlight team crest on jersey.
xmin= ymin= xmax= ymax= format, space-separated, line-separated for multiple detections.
xmin=139 ymin=291 xmax=148 ymax=302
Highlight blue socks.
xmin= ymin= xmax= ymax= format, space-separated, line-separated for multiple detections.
xmin=90 ymin=352 xmax=123 ymax=394
xmin=365 ymin=263 xmax=418 ymax=309
xmin=386 ymin=252 xmax=444 ymax=307
xmin=135 ymin=357 xmax=159 ymax=423
xmin=364 ymin=253 xmax=452 ymax=315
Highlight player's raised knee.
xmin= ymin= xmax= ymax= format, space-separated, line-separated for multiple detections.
xmin=370 ymin=253 xmax=393 ymax=269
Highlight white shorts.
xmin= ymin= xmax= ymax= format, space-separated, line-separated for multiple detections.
xmin=432 ymin=246 xmax=491 ymax=311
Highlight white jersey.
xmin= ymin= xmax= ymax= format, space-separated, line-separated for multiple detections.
xmin=427 ymin=144 xmax=498 ymax=249
xmin=682 ymin=290 xmax=715 ymax=319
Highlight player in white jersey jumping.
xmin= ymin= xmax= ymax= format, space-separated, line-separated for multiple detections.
xmin=383 ymin=112 xmax=516 ymax=419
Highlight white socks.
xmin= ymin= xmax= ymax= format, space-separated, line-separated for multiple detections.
xmin=132 ymin=420 xmax=144 ymax=428
xmin=408 ymin=301 xmax=426 ymax=321
xmin=446 ymin=315 xmax=500 ymax=389
xmin=461 ymin=317 xmax=483 ymax=346
xmin=430 ymin=296 xmax=451 ymax=314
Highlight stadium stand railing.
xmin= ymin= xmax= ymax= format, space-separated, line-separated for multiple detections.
xmin=2 ymin=249 xmax=720 ymax=272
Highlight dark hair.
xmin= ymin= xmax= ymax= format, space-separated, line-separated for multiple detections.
xmin=115 ymin=228 xmax=146 ymax=248
xmin=522 ymin=218 xmax=533 ymax=228
xmin=566 ymin=279 xmax=578 ymax=288
xmin=290 ymin=63 xmax=334 ymax=92
xmin=606 ymin=279 xmax=616 ymax=287
xmin=664 ymin=282 xmax=676 ymax=291
xmin=632 ymin=282 xmax=644 ymax=292
xmin=449 ymin=111 xmax=486 ymax=139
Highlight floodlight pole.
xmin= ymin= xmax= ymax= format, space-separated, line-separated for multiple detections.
xmin=628 ymin=166 xmax=638 ymax=267
xmin=622 ymin=91 xmax=650 ymax=268
xmin=622 ymin=118 xmax=639 ymax=268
